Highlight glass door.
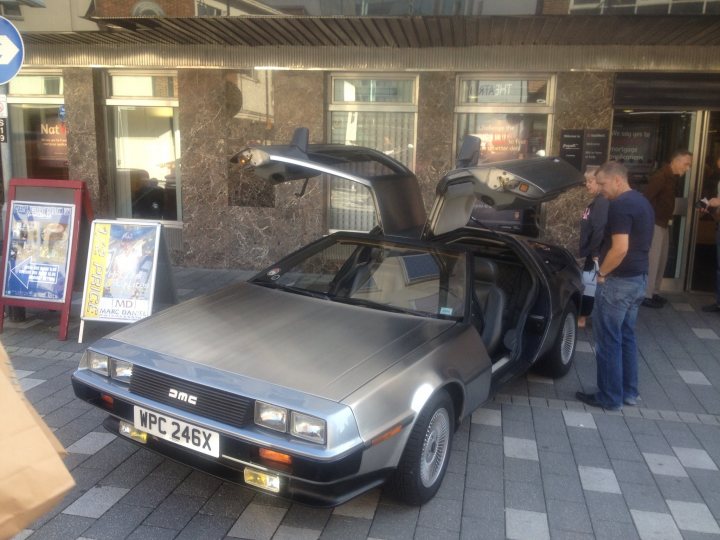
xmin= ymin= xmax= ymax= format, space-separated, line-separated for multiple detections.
xmin=689 ymin=111 xmax=720 ymax=293
xmin=610 ymin=111 xmax=698 ymax=292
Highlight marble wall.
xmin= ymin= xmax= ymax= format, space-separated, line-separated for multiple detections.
xmin=63 ymin=68 xmax=110 ymax=216
xmin=542 ymin=72 xmax=615 ymax=256
xmin=179 ymin=70 xmax=326 ymax=269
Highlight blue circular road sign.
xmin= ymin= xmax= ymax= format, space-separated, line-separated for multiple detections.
xmin=0 ymin=17 xmax=24 ymax=86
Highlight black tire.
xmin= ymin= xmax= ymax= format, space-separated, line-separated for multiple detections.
xmin=388 ymin=389 xmax=454 ymax=505
xmin=536 ymin=302 xmax=577 ymax=378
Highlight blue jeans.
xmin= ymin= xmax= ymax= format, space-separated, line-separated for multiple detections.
xmin=592 ymin=274 xmax=647 ymax=409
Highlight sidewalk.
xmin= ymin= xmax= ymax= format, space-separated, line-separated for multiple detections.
xmin=5 ymin=267 xmax=720 ymax=540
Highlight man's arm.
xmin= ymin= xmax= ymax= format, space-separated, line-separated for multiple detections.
xmin=644 ymin=173 xmax=662 ymax=204
xmin=598 ymin=233 xmax=629 ymax=280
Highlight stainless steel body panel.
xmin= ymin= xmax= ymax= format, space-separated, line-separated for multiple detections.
xmin=109 ymin=282 xmax=455 ymax=402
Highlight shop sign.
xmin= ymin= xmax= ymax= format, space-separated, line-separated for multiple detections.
xmin=0 ymin=118 xmax=6 ymax=143
xmin=467 ymin=80 xmax=527 ymax=104
xmin=2 ymin=201 xmax=75 ymax=303
xmin=81 ymin=220 xmax=161 ymax=323
xmin=38 ymin=119 xmax=68 ymax=165
xmin=560 ymin=129 xmax=610 ymax=172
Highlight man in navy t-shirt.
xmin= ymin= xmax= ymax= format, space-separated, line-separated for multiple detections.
xmin=576 ymin=161 xmax=654 ymax=410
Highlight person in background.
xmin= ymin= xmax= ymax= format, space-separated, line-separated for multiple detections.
xmin=578 ymin=166 xmax=609 ymax=328
xmin=576 ymin=161 xmax=654 ymax=410
xmin=642 ymin=150 xmax=693 ymax=308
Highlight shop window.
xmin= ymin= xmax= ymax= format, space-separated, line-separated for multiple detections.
xmin=328 ymin=75 xmax=417 ymax=231
xmin=107 ymin=73 xmax=180 ymax=222
xmin=455 ymin=75 xmax=554 ymax=162
xmin=8 ymin=73 xmax=67 ymax=180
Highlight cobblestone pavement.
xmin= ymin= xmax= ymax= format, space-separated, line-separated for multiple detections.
xmin=6 ymin=267 xmax=720 ymax=539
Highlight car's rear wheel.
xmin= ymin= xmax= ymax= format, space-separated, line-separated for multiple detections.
xmin=388 ymin=389 xmax=454 ymax=505
xmin=536 ymin=302 xmax=577 ymax=378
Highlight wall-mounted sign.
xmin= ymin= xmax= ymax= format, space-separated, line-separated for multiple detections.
xmin=81 ymin=221 xmax=161 ymax=323
xmin=0 ymin=17 xmax=24 ymax=86
xmin=2 ymin=201 xmax=74 ymax=303
xmin=560 ymin=129 xmax=610 ymax=172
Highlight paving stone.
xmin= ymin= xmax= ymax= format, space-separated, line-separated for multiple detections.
xmin=568 ymin=426 xmax=603 ymax=447
xmin=417 ymin=496 xmax=462 ymax=532
xmin=120 ymin=468 xmax=189 ymax=508
xmin=538 ymin=450 xmax=578 ymax=477
xmin=604 ymin=439 xmax=644 ymax=462
xmin=692 ymin=328 xmax=719 ymax=340
xmin=666 ymin=499 xmax=720 ymax=534
xmin=271 ymin=525 xmax=321 ymax=540
xmin=174 ymin=513 xmax=236 ymax=540
xmin=576 ymin=340 xmax=593 ymax=353
xmin=413 ymin=527 xmax=460 ymax=540
xmin=62 ymin=486 xmax=129 ymax=519
xmin=673 ymin=446 xmax=719 ymax=470
xmin=31 ymin=514 xmax=94 ymax=540
xmin=318 ymin=515 xmax=371 ymax=540
xmin=367 ymin=502 xmax=418 ymax=540
xmin=655 ymin=475 xmax=705 ymax=503
xmin=545 ymin=498 xmax=592 ymax=534
xmin=143 ymin=493 xmax=205 ymax=530
xmin=469 ymin=423 xmax=502 ymax=445
xmin=562 ymin=410 xmax=597 ymax=429
xmin=503 ymin=436 xmax=538 ymax=461
xmin=459 ymin=517 xmax=504 ymax=540
xmin=505 ymin=508 xmax=549 ymax=540
xmin=504 ymin=456 xmax=542 ymax=483
xmin=610 ymin=458 xmax=655 ymax=485
xmin=578 ymin=465 xmax=621 ymax=494
xmin=678 ymin=370 xmax=712 ymax=386
xmin=643 ymin=452 xmax=688 ymax=477
xmin=634 ymin=434 xmax=674 ymax=455
xmin=593 ymin=519 xmax=641 ymax=540
xmin=435 ymin=471 xmax=465 ymax=501
xmin=66 ymin=431 xmax=117 ymax=454
xmin=620 ymin=481 xmax=670 ymax=513
xmin=125 ymin=525 xmax=178 ymax=540
xmin=99 ymin=448 xmax=163 ymax=489
xmin=333 ymin=488 xmax=380 ymax=520
xmin=502 ymin=419 xmax=536 ymax=439
xmin=541 ymin=472 xmax=583 ymax=503
xmin=535 ymin=431 xmax=572 ymax=454
xmin=573 ymin=443 xmax=612 ymax=468
xmin=471 ymin=408 xmax=501 ymax=426
xmin=630 ymin=509 xmax=683 ymax=540
xmin=501 ymin=403 xmax=533 ymax=423
xmin=462 ymin=488 xmax=504 ymax=521
xmin=467 ymin=441 xmax=503 ymax=466
xmin=80 ymin=502 xmax=153 ymax=540
xmin=504 ymin=479 xmax=545 ymax=513
xmin=466 ymin=462 xmax=503 ymax=492
xmin=228 ymin=502 xmax=288 ymax=540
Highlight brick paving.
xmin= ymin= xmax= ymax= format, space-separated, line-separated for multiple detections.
xmin=5 ymin=267 xmax=720 ymax=539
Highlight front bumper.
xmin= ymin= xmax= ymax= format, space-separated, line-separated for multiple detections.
xmin=72 ymin=376 xmax=390 ymax=507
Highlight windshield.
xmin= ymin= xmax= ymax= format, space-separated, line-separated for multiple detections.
xmin=252 ymin=238 xmax=467 ymax=321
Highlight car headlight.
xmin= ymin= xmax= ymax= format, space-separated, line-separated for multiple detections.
xmin=254 ymin=401 xmax=287 ymax=433
xmin=291 ymin=411 xmax=326 ymax=445
xmin=88 ymin=351 xmax=109 ymax=376
xmin=110 ymin=359 xmax=133 ymax=384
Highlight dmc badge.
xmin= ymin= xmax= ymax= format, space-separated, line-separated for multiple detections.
xmin=267 ymin=267 xmax=281 ymax=276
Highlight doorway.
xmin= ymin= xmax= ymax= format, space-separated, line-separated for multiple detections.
xmin=689 ymin=111 xmax=720 ymax=294
xmin=610 ymin=111 xmax=697 ymax=292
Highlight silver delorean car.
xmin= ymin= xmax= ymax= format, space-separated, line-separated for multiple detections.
xmin=72 ymin=129 xmax=583 ymax=507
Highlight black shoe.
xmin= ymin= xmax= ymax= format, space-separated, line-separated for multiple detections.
xmin=575 ymin=391 xmax=621 ymax=411
xmin=641 ymin=297 xmax=664 ymax=308
xmin=652 ymin=294 xmax=668 ymax=306
xmin=702 ymin=303 xmax=720 ymax=313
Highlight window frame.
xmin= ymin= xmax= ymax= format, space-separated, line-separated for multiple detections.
xmin=105 ymin=71 xmax=182 ymax=224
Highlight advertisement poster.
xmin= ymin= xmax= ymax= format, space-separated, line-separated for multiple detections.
xmin=2 ymin=201 xmax=75 ymax=303
xmin=81 ymin=221 xmax=160 ymax=323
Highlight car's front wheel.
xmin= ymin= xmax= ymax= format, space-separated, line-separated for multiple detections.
xmin=536 ymin=302 xmax=577 ymax=378
xmin=388 ymin=389 xmax=454 ymax=505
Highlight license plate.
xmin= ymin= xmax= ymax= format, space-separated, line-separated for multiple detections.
xmin=134 ymin=406 xmax=220 ymax=458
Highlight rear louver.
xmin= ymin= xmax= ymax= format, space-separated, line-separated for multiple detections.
xmin=129 ymin=365 xmax=252 ymax=429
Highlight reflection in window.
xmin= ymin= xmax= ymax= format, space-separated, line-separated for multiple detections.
xmin=110 ymin=106 xmax=180 ymax=220
xmin=9 ymin=104 xmax=69 ymax=180
xmin=456 ymin=113 xmax=548 ymax=163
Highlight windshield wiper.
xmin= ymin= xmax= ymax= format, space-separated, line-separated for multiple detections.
xmin=252 ymin=280 xmax=331 ymax=300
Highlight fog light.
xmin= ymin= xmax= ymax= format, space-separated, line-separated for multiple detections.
xmin=244 ymin=468 xmax=280 ymax=493
xmin=119 ymin=420 xmax=148 ymax=444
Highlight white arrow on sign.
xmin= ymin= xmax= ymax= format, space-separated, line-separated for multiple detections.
xmin=0 ymin=35 xmax=19 ymax=65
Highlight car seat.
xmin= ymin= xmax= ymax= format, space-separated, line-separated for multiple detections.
xmin=473 ymin=258 xmax=507 ymax=357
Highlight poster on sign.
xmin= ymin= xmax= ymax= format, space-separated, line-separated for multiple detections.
xmin=81 ymin=221 xmax=161 ymax=323
xmin=2 ymin=201 xmax=75 ymax=303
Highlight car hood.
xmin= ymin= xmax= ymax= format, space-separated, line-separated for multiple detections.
xmin=107 ymin=282 xmax=455 ymax=402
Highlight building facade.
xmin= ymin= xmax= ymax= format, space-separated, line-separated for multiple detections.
xmin=5 ymin=0 xmax=720 ymax=295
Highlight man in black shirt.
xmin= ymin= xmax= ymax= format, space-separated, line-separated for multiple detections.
xmin=576 ymin=161 xmax=654 ymax=410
